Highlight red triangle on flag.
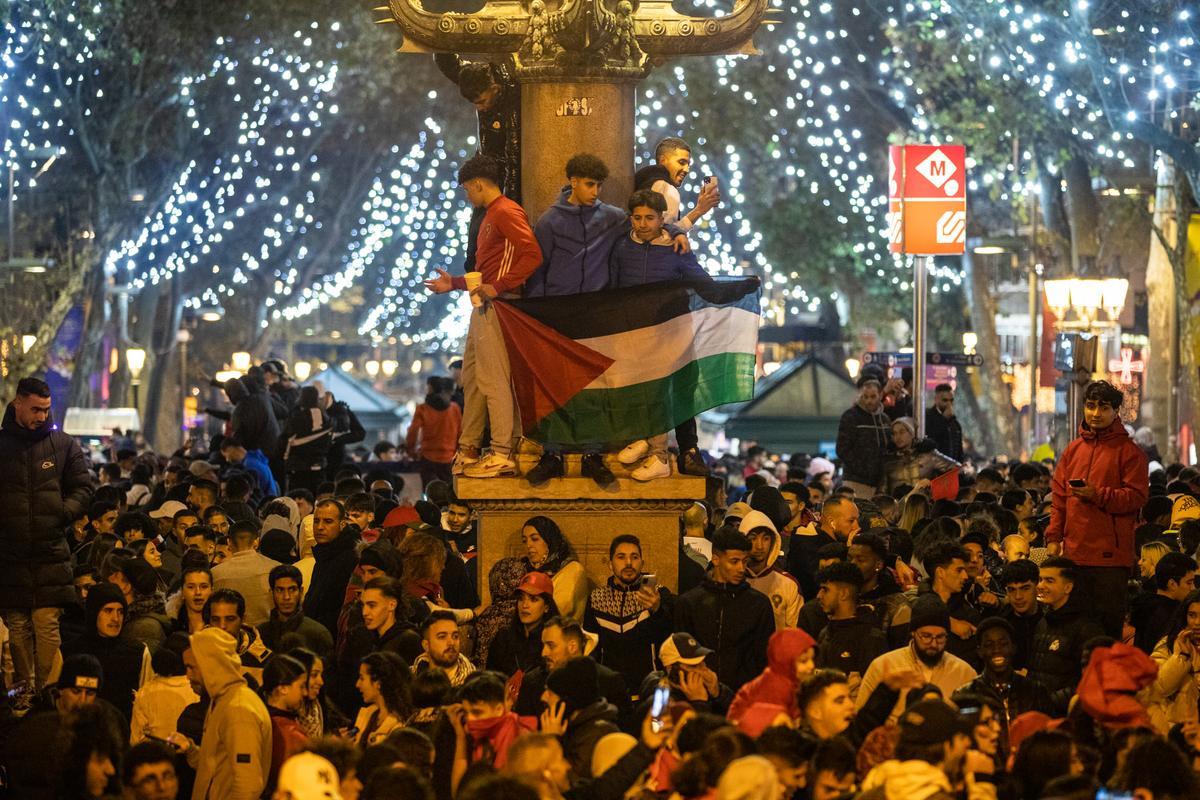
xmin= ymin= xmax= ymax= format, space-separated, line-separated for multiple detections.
xmin=492 ymin=301 xmax=614 ymax=434
xmin=930 ymin=467 xmax=960 ymax=501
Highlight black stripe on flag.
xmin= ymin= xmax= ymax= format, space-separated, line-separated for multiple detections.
xmin=504 ymin=276 xmax=760 ymax=340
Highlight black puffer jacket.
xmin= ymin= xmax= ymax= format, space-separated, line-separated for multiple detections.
xmin=835 ymin=402 xmax=891 ymax=487
xmin=674 ymin=578 xmax=775 ymax=691
xmin=1027 ymin=597 xmax=1105 ymax=714
xmin=0 ymin=405 xmax=93 ymax=608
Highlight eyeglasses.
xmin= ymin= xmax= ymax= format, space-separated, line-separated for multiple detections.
xmin=914 ymin=632 xmax=948 ymax=645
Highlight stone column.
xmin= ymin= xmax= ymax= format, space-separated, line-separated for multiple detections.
xmin=520 ymin=79 xmax=637 ymax=222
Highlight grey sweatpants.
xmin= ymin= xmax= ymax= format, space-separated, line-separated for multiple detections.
xmin=459 ymin=304 xmax=520 ymax=456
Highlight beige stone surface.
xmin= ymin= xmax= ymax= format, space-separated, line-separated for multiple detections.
xmin=520 ymin=80 xmax=636 ymax=222
xmin=457 ymin=469 xmax=705 ymax=604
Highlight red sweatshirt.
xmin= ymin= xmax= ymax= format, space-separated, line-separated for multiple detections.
xmin=451 ymin=195 xmax=542 ymax=294
xmin=1046 ymin=421 xmax=1149 ymax=568
xmin=405 ymin=401 xmax=462 ymax=464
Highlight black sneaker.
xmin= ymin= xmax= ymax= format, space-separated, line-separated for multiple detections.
xmin=678 ymin=447 xmax=711 ymax=476
xmin=526 ymin=452 xmax=564 ymax=486
xmin=581 ymin=453 xmax=617 ymax=489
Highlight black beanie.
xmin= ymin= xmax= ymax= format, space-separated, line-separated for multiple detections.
xmin=359 ymin=541 xmax=399 ymax=575
xmin=910 ymin=595 xmax=951 ymax=633
xmin=414 ymin=500 xmax=441 ymax=529
xmin=121 ymin=558 xmax=159 ymax=597
xmin=545 ymin=657 xmax=601 ymax=715
xmin=58 ymin=653 xmax=104 ymax=692
xmin=85 ymin=582 xmax=128 ymax=630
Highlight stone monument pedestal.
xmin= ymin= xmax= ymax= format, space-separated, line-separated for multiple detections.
xmin=455 ymin=452 xmax=704 ymax=604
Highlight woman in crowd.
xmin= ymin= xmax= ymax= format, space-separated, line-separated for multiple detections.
xmin=263 ymin=654 xmax=312 ymax=792
xmin=895 ymin=492 xmax=930 ymax=534
xmin=354 ymin=651 xmax=413 ymax=747
xmin=398 ymin=532 xmax=478 ymax=625
xmin=1148 ymin=588 xmax=1200 ymax=734
xmin=485 ymin=571 xmax=560 ymax=674
xmin=520 ymin=516 xmax=587 ymax=621
xmin=472 ymin=557 xmax=526 ymax=666
xmin=1139 ymin=541 xmax=1172 ymax=582
xmin=288 ymin=647 xmax=350 ymax=739
xmin=883 ymin=417 xmax=960 ymax=496
xmin=171 ymin=558 xmax=212 ymax=634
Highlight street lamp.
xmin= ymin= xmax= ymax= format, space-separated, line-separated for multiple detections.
xmin=1042 ymin=277 xmax=1128 ymax=328
xmin=381 ymin=359 xmax=399 ymax=378
xmin=365 ymin=360 xmax=380 ymax=378
xmin=293 ymin=361 xmax=312 ymax=382
xmin=962 ymin=332 xmax=978 ymax=355
xmin=845 ymin=357 xmax=861 ymax=380
xmin=231 ymin=351 xmax=252 ymax=373
xmin=126 ymin=347 xmax=146 ymax=411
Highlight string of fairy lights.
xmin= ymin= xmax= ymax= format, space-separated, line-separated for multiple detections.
xmin=3 ymin=2 xmax=1195 ymax=355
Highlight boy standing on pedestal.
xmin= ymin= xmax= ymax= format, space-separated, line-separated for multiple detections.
xmin=425 ymin=154 xmax=542 ymax=478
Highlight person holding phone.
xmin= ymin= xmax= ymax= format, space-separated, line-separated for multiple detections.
xmin=1045 ymin=380 xmax=1149 ymax=639
xmin=583 ymin=534 xmax=675 ymax=694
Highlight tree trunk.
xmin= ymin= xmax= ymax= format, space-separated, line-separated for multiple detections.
xmin=1145 ymin=158 xmax=1178 ymax=459
xmin=963 ymin=249 xmax=1021 ymax=457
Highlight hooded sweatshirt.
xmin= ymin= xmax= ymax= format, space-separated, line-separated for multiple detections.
xmin=60 ymin=582 xmax=151 ymax=721
xmin=738 ymin=511 xmax=802 ymax=630
xmin=726 ymin=628 xmax=815 ymax=723
xmin=187 ymin=627 xmax=271 ymax=800
xmin=857 ymin=759 xmax=957 ymax=800
xmin=1046 ymin=420 xmax=1149 ymax=567
xmin=527 ymin=188 xmax=629 ymax=297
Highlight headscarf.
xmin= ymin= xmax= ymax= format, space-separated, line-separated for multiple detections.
xmin=521 ymin=515 xmax=574 ymax=576
xmin=473 ymin=557 xmax=528 ymax=665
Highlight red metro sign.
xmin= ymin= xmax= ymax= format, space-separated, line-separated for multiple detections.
xmin=888 ymin=144 xmax=967 ymax=256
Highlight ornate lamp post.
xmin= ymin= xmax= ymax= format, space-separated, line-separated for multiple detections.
xmin=380 ymin=0 xmax=777 ymax=219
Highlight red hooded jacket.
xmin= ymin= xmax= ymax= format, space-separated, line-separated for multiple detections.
xmin=1046 ymin=422 xmax=1148 ymax=568
xmin=726 ymin=628 xmax=815 ymax=722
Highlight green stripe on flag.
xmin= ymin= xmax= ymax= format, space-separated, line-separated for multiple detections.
xmin=533 ymin=352 xmax=757 ymax=447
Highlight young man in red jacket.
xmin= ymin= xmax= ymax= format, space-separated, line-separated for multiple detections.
xmin=1046 ymin=380 xmax=1149 ymax=638
xmin=425 ymin=154 xmax=542 ymax=478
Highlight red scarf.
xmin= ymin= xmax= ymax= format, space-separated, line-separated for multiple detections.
xmin=465 ymin=712 xmax=536 ymax=769
xmin=405 ymin=578 xmax=443 ymax=601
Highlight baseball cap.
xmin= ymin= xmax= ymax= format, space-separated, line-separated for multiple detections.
xmin=149 ymin=500 xmax=188 ymax=520
xmin=659 ymin=632 xmax=713 ymax=667
xmin=723 ymin=501 xmax=752 ymax=524
xmin=516 ymin=571 xmax=554 ymax=597
xmin=898 ymin=699 xmax=971 ymax=746
xmin=276 ymin=752 xmax=343 ymax=800
xmin=189 ymin=460 xmax=219 ymax=478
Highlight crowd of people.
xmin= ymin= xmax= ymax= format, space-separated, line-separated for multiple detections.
xmin=0 ymin=366 xmax=1196 ymax=800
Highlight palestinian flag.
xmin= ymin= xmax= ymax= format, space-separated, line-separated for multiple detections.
xmin=492 ymin=277 xmax=761 ymax=448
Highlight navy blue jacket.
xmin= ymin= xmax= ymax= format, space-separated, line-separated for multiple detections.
xmin=609 ymin=231 xmax=712 ymax=288
xmin=527 ymin=191 xmax=629 ymax=297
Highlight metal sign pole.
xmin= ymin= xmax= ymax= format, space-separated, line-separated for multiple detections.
xmin=913 ymin=255 xmax=928 ymax=438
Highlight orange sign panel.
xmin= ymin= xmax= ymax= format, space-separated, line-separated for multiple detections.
xmin=887 ymin=144 xmax=967 ymax=255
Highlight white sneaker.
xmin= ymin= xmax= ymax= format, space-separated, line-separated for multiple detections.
xmin=631 ymin=456 xmax=672 ymax=482
xmin=617 ymin=439 xmax=650 ymax=465
xmin=463 ymin=453 xmax=517 ymax=478
xmin=452 ymin=451 xmax=480 ymax=476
